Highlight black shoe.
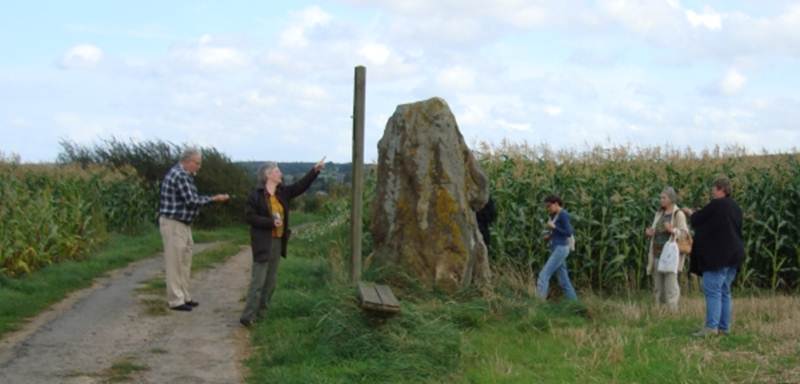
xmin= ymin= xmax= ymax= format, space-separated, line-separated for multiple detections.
xmin=185 ymin=300 xmax=199 ymax=308
xmin=170 ymin=304 xmax=193 ymax=311
xmin=240 ymin=318 xmax=253 ymax=328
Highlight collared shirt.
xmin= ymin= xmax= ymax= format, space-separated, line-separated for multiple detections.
xmin=158 ymin=164 xmax=212 ymax=224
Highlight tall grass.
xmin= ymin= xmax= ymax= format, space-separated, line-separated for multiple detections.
xmin=0 ymin=161 xmax=153 ymax=276
xmin=478 ymin=143 xmax=800 ymax=292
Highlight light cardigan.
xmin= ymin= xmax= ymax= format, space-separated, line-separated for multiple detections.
xmin=646 ymin=204 xmax=690 ymax=275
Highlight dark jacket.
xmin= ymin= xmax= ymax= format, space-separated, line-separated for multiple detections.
xmin=549 ymin=209 xmax=574 ymax=250
xmin=245 ymin=168 xmax=319 ymax=263
xmin=476 ymin=196 xmax=497 ymax=250
xmin=689 ymin=197 xmax=745 ymax=275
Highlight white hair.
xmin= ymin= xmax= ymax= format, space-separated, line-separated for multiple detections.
xmin=257 ymin=161 xmax=278 ymax=185
xmin=180 ymin=147 xmax=201 ymax=162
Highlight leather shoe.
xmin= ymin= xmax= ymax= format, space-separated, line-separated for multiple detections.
xmin=185 ymin=300 xmax=199 ymax=308
xmin=170 ymin=304 xmax=193 ymax=311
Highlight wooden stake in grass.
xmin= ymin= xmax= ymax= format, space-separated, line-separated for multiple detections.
xmin=350 ymin=65 xmax=366 ymax=283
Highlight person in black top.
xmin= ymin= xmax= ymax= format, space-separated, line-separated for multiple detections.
xmin=683 ymin=176 xmax=744 ymax=337
xmin=239 ymin=158 xmax=325 ymax=327
xmin=475 ymin=196 xmax=497 ymax=257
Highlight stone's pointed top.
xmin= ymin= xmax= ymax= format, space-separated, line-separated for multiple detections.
xmin=396 ymin=97 xmax=450 ymax=111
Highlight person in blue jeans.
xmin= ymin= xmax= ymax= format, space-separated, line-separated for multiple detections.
xmin=683 ymin=177 xmax=744 ymax=337
xmin=537 ymin=195 xmax=578 ymax=301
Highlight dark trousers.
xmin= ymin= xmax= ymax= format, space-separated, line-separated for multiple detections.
xmin=240 ymin=241 xmax=282 ymax=323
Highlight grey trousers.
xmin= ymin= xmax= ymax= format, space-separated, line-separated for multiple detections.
xmin=240 ymin=241 xmax=282 ymax=323
xmin=653 ymin=258 xmax=680 ymax=310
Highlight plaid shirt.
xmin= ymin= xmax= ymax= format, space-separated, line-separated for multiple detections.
xmin=158 ymin=164 xmax=212 ymax=224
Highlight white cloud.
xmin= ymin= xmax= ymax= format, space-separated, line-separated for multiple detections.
xmin=495 ymin=119 xmax=530 ymax=132
xmin=60 ymin=44 xmax=104 ymax=69
xmin=721 ymin=68 xmax=746 ymax=95
xmin=436 ymin=66 xmax=476 ymax=90
xmin=170 ymin=36 xmax=249 ymax=70
xmin=297 ymin=85 xmax=328 ymax=101
xmin=279 ymin=6 xmax=332 ymax=48
xmin=194 ymin=46 xmax=248 ymax=68
xmin=9 ymin=117 xmax=30 ymax=127
xmin=543 ymin=105 xmax=562 ymax=116
xmin=7 ymin=3 xmax=800 ymax=163
xmin=685 ymin=7 xmax=722 ymax=31
xmin=600 ymin=0 xmax=683 ymax=35
xmin=459 ymin=105 xmax=488 ymax=126
xmin=169 ymin=91 xmax=210 ymax=109
xmin=54 ymin=113 xmax=143 ymax=143
xmin=358 ymin=43 xmax=391 ymax=65
xmin=245 ymin=90 xmax=277 ymax=107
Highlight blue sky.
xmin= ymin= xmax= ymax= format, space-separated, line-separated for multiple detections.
xmin=1 ymin=0 xmax=798 ymax=162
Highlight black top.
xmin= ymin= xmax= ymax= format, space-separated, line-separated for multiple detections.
xmin=476 ymin=196 xmax=497 ymax=249
xmin=245 ymin=168 xmax=319 ymax=262
xmin=688 ymin=197 xmax=745 ymax=275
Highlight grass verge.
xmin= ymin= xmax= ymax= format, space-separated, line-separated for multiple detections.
xmin=244 ymin=218 xmax=800 ymax=384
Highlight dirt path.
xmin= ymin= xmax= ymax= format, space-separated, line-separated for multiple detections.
xmin=0 ymin=242 xmax=254 ymax=384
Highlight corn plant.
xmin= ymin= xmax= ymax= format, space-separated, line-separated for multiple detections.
xmin=479 ymin=144 xmax=800 ymax=293
xmin=0 ymin=162 xmax=153 ymax=276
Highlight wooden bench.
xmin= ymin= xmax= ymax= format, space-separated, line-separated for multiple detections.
xmin=357 ymin=282 xmax=400 ymax=315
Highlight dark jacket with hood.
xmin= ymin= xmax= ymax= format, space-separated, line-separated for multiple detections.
xmin=245 ymin=168 xmax=319 ymax=263
xmin=688 ymin=196 xmax=745 ymax=275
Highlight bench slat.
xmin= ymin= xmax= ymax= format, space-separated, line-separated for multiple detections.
xmin=357 ymin=282 xmax=400 ymax=314
xmin=358 ymin=282 xmax=381 ymax=306
xmin=374 ymin=284 xmax=400 ymax=309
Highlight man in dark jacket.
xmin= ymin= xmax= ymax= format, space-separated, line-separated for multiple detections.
xmin=240 ymin=158 xmax=324 ymax=327
xmin=684 ymin=176 xmax=744 ymax=337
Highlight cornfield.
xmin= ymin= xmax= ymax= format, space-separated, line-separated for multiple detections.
xmin=478 ymin=143 xmax=800 ymax=293
xmin=0 ymin=161 xmax=155 ymax=276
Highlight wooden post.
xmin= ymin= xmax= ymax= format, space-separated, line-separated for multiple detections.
xmin=351 ymin=66 xmax=366 ymax=283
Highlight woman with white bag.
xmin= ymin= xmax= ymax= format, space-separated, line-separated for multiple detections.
xmin=644 ymin=187 xmax=690 ymax=311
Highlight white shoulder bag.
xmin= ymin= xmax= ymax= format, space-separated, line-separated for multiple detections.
xmin=656 ymin=213 xmax=680 ymax=273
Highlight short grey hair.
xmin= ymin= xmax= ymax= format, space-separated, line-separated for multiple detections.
xmin=661 ymin=186 xmax=678 ymax=205
xmin=257 ymin=161 xmax=278 ymax=185
xmin=180 ymin=147 xmax=201 ymax=162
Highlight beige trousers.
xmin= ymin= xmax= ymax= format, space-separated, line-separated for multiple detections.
xmin=653 ymin=258 xmax=680 ymax=310
xmin=159 ymin=216 xmax=194 ymax=307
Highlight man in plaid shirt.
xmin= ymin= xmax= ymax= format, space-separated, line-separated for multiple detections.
xmin=158 ymin=147 xmax=229 ymax=311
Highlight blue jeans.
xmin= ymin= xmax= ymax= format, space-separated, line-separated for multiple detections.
xmin=537 ymin=245 xmax=578 ymax=300
xmin=702 ymin=266 xmax=737 ymax=331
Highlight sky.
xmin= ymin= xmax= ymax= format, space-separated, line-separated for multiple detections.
xmin=1 ymin=0 xmax=799 ymax=163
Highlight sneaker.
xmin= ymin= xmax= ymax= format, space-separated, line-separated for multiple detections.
xmin=170 ymin=304 xmax=193 ymax=312
xmin=692 ymin=327 xmax=719 ymax=337
xmin=240 ymin=318 xmax=253 ymax=328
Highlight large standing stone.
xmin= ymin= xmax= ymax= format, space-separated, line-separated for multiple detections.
xmin=370 ymin=97 xmax=490 ymax=292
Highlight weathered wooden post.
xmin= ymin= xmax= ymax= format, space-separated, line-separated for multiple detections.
xmin=351 ymin=65 xmax=366 ymax=283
